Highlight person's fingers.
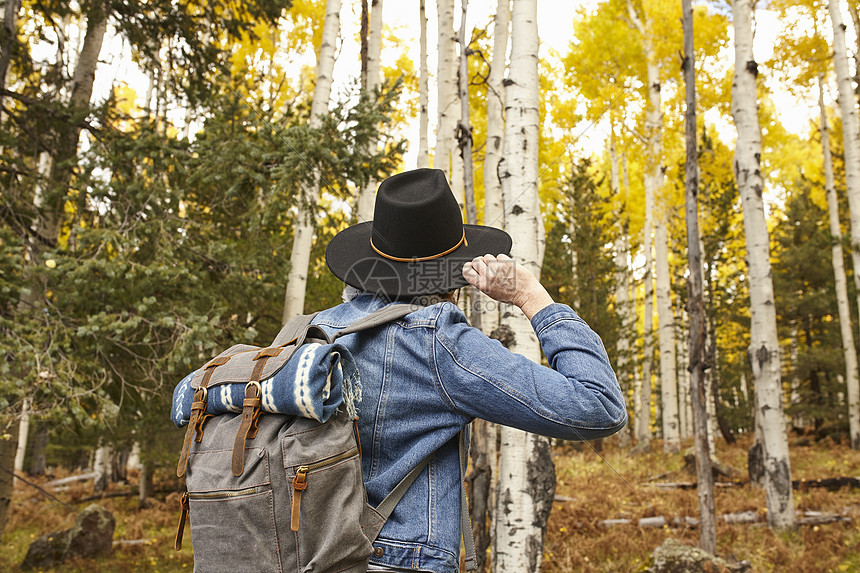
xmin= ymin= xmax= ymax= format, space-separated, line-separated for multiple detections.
xmin=469 ymin=256 xmax=489 ymax=278
xmin=462 ymin=262 xmax=479 ymax=285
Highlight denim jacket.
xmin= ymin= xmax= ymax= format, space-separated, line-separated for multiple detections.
xmin=312 ymin=294 xmax=627 ymax=572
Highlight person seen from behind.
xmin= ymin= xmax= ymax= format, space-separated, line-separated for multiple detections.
xmin=317 ymin=168 xmax=627 ymax=572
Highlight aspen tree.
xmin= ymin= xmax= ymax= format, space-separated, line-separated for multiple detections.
xmin=828 ymin=0 xmax=860 ymax=449
xmin=435 ymin=0 xmax=457 ymax=182
xmin=417 ymin=0 xmax=430 ymax=168
xmin=682 ymin=0 xmax=716 ymax=551
xmin=471 ymin=5 xmax=508 ymax=566
xmin=356 ymin=0 xmax=383 ymax=222
xmin=819 ymin=76 xmax=860 ymax=449
xmin=627 ymin=0 xmax=679 ymax=453
xmin=493 ymin=2 xmax=554 ymax=571
xmin=731 ymin=0 xmax=795 ymax=528
xmin=282 ymin=0 xmax=341 ymax=322
xmin=611 ymin=132 xmax=634 ymax=447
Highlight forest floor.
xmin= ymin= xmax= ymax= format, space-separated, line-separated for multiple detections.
xmin=2 ymin=433 xmax=859 ymax=572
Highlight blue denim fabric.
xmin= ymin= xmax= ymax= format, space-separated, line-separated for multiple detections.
xmin=313 ymin=294 xmax=627 ymax=573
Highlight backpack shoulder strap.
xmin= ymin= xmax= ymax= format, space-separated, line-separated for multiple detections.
xmin=374 ymin=430 xmax=477 ymax=571
xmin=271 ymin=312 xmax=320 ymax=347
xmin=331 ymin=304 xmax=421 ymax=340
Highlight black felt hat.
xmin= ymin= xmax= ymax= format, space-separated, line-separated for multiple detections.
xmin=326 ymin=168 xmax=512 ymax=297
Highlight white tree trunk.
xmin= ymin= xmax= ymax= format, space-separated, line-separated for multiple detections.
xmin=820 ymin=75 xmax=860 ymax=448
xmin=569 ymin=197 xmax=580 ymax=310
xmin=493 ymin=1 xmax=553 ymax=571
xmin=283 ymin=0 xmax=341 ymax=322
xmin=480 ymin=0 xmax=509 ymax=336
xmin=627 ymin=1 xmax=657 ymax=450
xmin=126 ymin=441 xmax=142 ymax=472
xmin=636 ymin=189 xmax=654 ymax=449
xmin=417 ymin=0 xmax=430 ymax=168
xmin=93 ymin=442 xmax=112 ymax=493
xmin=13 ymin=398 xmax=29 ymax=475
xmin=655 ymin=218 xmax=679 ymax=452
xmin=611 ymin=136 xmax=632 ymax=447
xmin=829 ymin=0 xmax=860 ymax=449
xmin=356 ymin=0 xmax=384 ymax=223
xmin=629 ymin=0 xmax=678 ymax=453
xmin=435 ymin=0 xmax=457 ymax=179
xmin=731 ymin=0 xmax=794 ymax=528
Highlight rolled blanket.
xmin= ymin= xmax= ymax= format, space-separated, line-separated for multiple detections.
xmin=171 ymin=343 xmax=360 ymax=428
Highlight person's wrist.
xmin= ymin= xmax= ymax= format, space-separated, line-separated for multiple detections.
xmin=515 ymin=286 xmax=554 ymax=320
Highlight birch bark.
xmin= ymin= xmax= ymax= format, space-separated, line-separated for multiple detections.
xmin=38 ymin=8 xmax=106 ymax=245
xmin=829 ymin=0 xmax=860 ymax=449
xmin=636 ymin=187 xmax=654 ymax=449
xmin=282 ymin=0 xmax=341 ymax=322
xmin=819 ymin=75 xmax=860 ymax=448
xmin=626 ymin=1 xmax=659 ymax=450
xmin=435 ymin=0 xmax=457 ymax=182
xmin=356 ymin=0 xmax=383 ymax=223
xmin=13 ymin=398 xmax=29 ymax=475
xmin=627 ymin=0 xmax=679 ymax=452
xmin=472 ymin=9 xmax=508 ymax=559
xmin=458 ymin=0 xmax=481 ymax=333
xmin=417 ymin=0 xmax=430 ymax=168
xmin=731 ymin=0 xmax=795 ymax=528
xmin=493 ymin=1 xmax=554 ymax=570
xmin=611 ymin=135 xmax=633 ymax=447
xmin=481 ymin=0 xmax=509 ymax=335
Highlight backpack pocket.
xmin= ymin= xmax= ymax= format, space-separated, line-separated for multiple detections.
xmin=282 ymin=416 xmax=375 ymax=572
xmin=186 ymin=446 xmax=281 ymax=573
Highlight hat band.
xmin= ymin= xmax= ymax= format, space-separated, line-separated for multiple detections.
xmin=370 ymin=231 xmax=468 ymax=263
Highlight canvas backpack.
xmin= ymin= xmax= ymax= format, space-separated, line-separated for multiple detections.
xmin=172 ymin=305 xmax=477 ymax=572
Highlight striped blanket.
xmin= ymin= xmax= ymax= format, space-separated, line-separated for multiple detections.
xmin=170 ymin=343 xmax=360 ymax=427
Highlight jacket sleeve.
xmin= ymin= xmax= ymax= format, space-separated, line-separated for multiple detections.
xmin=432 ymin=303 xmax=627 ymax=441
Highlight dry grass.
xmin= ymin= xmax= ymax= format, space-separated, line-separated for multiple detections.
xmin=543 ymin=435 xmax=860 ymax=572
xmin=2 ymin=437 xmax=859 ymax=572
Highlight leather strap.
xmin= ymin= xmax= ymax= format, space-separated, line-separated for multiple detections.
xmin=173 ymin=491 xmax=189 ymax=551
xmin=231 ymin=355 xmax=270 ymax=476
xmin=177 ymin=356 xmax=230 ymax=476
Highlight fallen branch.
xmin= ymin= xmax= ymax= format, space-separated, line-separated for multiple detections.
xmin=643 ymin=481 xmax=745 ymax=489
xmin=597 ymin=510 xmax=850 ymax=529
xmin=793 ymin=477 xmax=860 ymax=491
xmin=48 ymin=472 xmax=98 ymax=487
xmin=643 ymin=477 xmax=860 ymax=491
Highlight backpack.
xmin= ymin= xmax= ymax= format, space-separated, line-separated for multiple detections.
xmin=172 ymin=305 xmax=477 ymax=572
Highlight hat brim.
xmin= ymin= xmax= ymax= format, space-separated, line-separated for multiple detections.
xmin=325 ymin=222 xmax=513 ymax=298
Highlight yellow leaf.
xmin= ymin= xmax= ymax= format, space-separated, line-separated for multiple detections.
xmin=45 ymin=259 xmax=56 ymax=269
